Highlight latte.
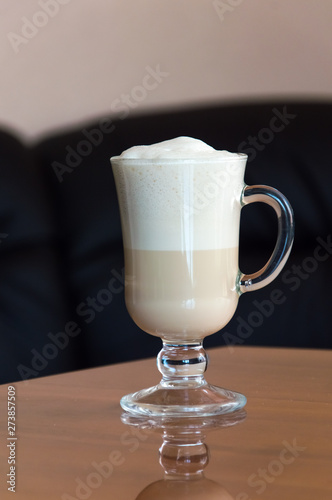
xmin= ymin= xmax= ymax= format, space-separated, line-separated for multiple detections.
xmin=111 ymin=137 xmax=247 ymax=340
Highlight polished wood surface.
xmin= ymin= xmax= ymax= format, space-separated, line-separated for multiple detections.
xmin=1 ymin=346 xmax=331 ymax=499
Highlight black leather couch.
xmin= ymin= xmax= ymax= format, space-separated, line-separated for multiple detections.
xmin=1 ymin=101 xmax=331 ymax=384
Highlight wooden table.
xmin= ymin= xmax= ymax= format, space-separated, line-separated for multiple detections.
xmin=1 ymin=346 xmax=331 ymax=499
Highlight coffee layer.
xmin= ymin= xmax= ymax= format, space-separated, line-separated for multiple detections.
xmin=124 ymin=247 xmax=239 ymax=340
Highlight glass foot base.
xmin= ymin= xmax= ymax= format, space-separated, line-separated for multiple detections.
xmin=120 ymin=379 xmax=247 ymax=417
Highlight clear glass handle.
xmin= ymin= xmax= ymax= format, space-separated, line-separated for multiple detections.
xmin=238 ymin=185 xmax=294 ymax=294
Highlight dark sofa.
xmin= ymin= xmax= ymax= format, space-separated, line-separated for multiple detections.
xmin=1 ymin=101 xmax=331 ymax=384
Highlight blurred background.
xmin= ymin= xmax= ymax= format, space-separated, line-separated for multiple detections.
xmin=1 ymin=0 xmax=332 ymax=142
xmin=0 ymin=0 xmax=331 ymax=384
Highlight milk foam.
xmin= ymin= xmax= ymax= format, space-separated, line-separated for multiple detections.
xmin=113 ymin=136 xmax=240 ymax=160
xmin=111 ymin=137 xmax=247 ymax=251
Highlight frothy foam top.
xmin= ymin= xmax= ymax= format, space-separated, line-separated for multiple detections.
xmin=113 ymin=136 xmax=241 ymax=160
xmin=111 ymin=137 xmax=247 ymax=251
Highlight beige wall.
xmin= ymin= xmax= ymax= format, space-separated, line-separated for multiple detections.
xmin=1 ymin=0 xmax=332 ymax=142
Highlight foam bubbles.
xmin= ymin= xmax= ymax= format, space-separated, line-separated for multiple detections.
xmin=112 ymin=136 xmax=240 ymax=160
xmin=111 ymin=137 xmax=247 ymax=251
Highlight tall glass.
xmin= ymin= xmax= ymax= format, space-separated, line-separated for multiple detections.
xmin=111 ymin=151 xmax=294 ymax=417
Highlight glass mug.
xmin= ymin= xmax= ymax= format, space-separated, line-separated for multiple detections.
xmin=111 ymin=149 xmax=294 ymax=417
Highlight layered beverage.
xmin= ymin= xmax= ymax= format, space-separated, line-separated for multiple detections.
xmin=111 ymin=137 xmax=247 ymax=342
xmin=111 ymin=136 xmax=293 ymax=417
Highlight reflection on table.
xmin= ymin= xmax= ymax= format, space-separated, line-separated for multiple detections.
xmin=122 ymin=410 xmax=247 ymax=499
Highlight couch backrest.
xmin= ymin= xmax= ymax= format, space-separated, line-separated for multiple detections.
xmin=1 ymin=102 xmax=331 ymax=383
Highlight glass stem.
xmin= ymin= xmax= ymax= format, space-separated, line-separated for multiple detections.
xmin=157 ymin=342 xmax=208 ymax=387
